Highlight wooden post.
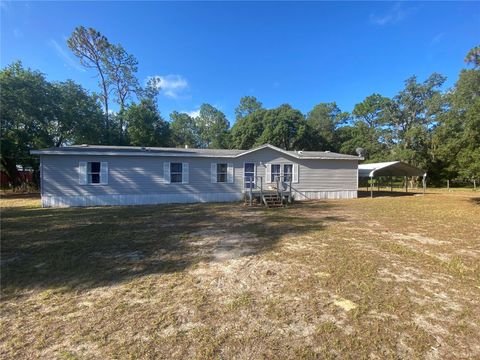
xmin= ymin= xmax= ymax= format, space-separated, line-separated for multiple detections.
xmin=474 ymin=179 xmax=477 ymax=191
xmin=423 ymin=175 xmax=426 ymax=195
xmin=390 ymin=177 xmax=393 ymax=192
xmin=259 ymin=176 xmax=263 ymax=201
xmin=447 ymin=179 xmax=450 ymax=191
xmin=289 ymin=177 xmax=292 ymax=203
xmin=404 ymin=176 xmax=408 ymax=193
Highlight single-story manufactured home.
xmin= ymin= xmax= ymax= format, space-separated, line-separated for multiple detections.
xmin=31 ymin=144 xmax=362 ymax=207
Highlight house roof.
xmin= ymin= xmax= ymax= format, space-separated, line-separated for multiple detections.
xmin=31 ymin=144 xmax=362 ymax=161
xmin=358 ymin=161 xmax=426 ymax=177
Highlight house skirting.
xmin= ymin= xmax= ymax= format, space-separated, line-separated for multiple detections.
xmin=41 ymin=190 xmax=357 ymax=208
xmin=293 ymin=190 xmax=358 ymax=200
xmin=41 ymin=192 xmax=244 ymax=208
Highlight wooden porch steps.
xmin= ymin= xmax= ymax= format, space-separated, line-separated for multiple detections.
xmin=262 ymin=193 xmax=284 ymax=208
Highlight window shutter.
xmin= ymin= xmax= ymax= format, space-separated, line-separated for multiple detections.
xmin=227 ymin=163 xmax=234 ymax=183
xmin=293 ymin=163 xmax=299 ymax=183
xmin=211 ymin=163 xmax=217 ymax=183
xmin=266 ymin=163 xmax=272 ymax=183
xmin=79 ymin=162 xmax=87 ymax=185
xmin=182 ymin=163 xmax=189 ymax=184
xmin=100 ymin=162 xmax=108 ymax=185
xmin=164 ymin=162 xmax=171 ymax=184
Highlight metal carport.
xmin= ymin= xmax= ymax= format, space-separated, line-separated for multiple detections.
xmin=358 ymin=161 xmax=427 ymax=198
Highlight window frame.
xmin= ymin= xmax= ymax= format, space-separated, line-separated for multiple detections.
xmin=170 ymin=162 xmax=183 ymax=183
xmin=283 ymin=164 xmax=293 ymax=182
xmin=271 ymin=164 xmax=281 ymax=183
xmin=87 ymin=161 xmax=101 ymax=185
xmin=216 ymin=163 xmax=228 ymax=183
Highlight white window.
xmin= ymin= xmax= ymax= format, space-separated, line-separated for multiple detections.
xmin=79 ymin=161 xmax=108 ymax=185
xmin=271 ymin=164 xmax=281 ymax=182
xmin=212 ymin=163 xmax=234 ymax=184
xmin=217 ymin=163 xmax=227 ymax=183
xmin=283 ymin=164 xmax=293 ymax=182
xmin=164 ymin=162 xmax=189 ymax=184
xmin=244 ymin=163 xmax=255 ymax=189
xmin=170 ymin=163 xmax=183 ymax=183
xmin=88 ymin=162 xmax=101 ymax=184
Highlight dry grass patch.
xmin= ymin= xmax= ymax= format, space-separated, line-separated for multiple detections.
xmin=1 ymin=191 xmax=479 ymax=359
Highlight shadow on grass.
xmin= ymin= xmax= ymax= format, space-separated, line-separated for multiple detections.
xmin=1 ymin=200 xmax=336 ymax=295
xmin=0 ymin=192 xmax=40 ymax=200
xmin=358 ymin=190 xmax=418 ymax=198
xmin=470 ymin=197 xmax=480 ymax=206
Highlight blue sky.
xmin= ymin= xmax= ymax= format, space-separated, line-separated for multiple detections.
xmin=1 ymin=1 xmax=479 ymax=124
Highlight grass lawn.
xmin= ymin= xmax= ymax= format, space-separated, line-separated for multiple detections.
xmin=1 ymin=191 xmax=479 ymax=359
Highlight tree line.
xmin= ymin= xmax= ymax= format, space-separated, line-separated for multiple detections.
xmin=0 ymin=26 xmax=478 ymax=187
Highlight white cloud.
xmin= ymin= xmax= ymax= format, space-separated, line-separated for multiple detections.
xmin=185 ymin=109 xmax=200 ymax=118
xmin=370 ymin=2 xmax=416 ymax=26
xmin=49 ymin=39 xmax=85 ymax=72
xmin=147 ymin=74 xmax=189 ymax=99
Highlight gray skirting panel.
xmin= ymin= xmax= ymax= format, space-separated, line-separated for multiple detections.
xmin=42 ymin=190 xmax=357 ymax=207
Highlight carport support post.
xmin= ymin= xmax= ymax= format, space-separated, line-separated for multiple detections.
xmin=404 ymin=176 xmax=408 ymax=193
xmin=422 ymin=174 xmax=427 ymax=195
xmin=390 ymin=177 xmax=393 ymax=192
xmin=370 ymin=175 xmax=374 ymax=198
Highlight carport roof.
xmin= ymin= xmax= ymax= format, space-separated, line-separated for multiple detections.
xmin=358 ymin=161 xmax=426 ymax=178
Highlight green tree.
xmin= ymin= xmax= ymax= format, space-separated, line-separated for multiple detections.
xmin=68 ymin=26 xmax=142 ymax=144
xmin=352 ymin=94 xmax=389 ymax=128
xmin=340 ymin=94 xmax=390 ymax=160
xmin=305 ymin=102 xmax=348 ymax=151
xmin=433 ymin=55 xmax=480 ymax=181
xmin=125 ymin=99 xmax=170 ymax=146
xmin=230 ymin=109 xmax=266 ymax=149
xmin=195 ymin=104 xmax=230 ymax=148
xmin=67 ymin=26 xmax=112 ymax=140
xmin=169 ymin=111 xmax=199 ymax=148
xmin=0 ymin=62 xmax=104 ymax=186
xmin=464 ymin=45 xmax=480 ymax=68
xmin=383 ymin=73 xmax=446 ymax=169
xmin=234 ymin=96 xmax=263 ymax=121
xmin=52 ymin=80 xmax=104 ymax=146
xmin=258 ymin=104 xmax=307 ymax=150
